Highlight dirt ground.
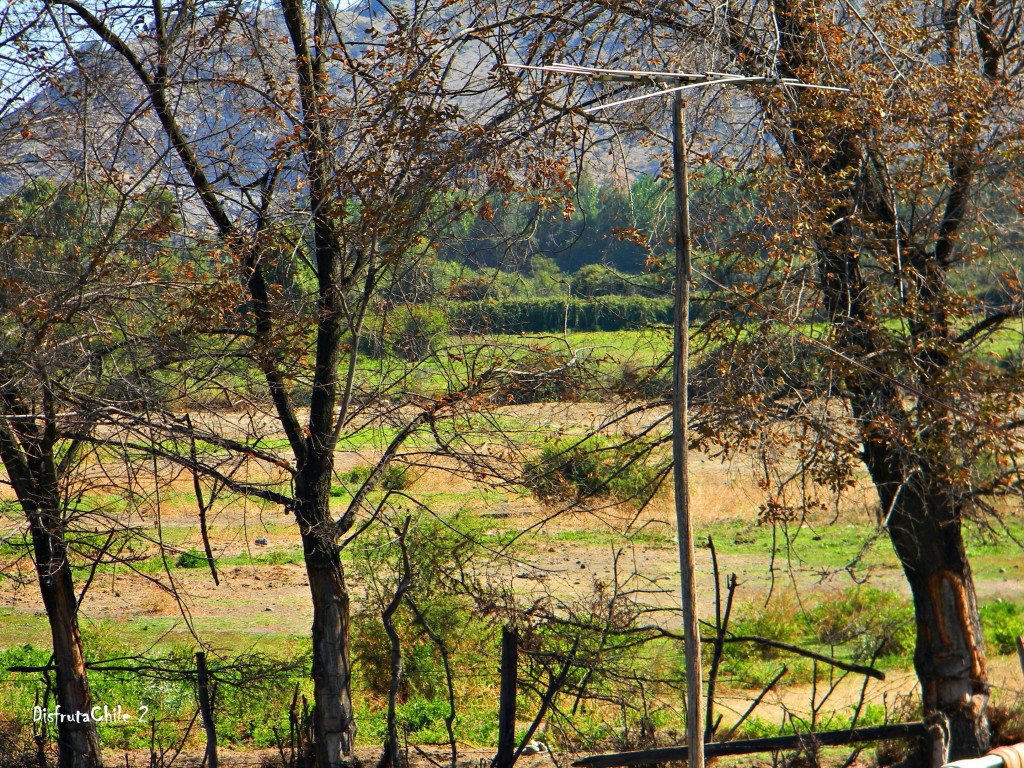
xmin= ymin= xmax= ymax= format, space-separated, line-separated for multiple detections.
xmin=103 ymin=746 xmax=563 ymax=768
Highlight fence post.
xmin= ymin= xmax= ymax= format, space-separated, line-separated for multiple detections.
xmin=494 ymin=626 xmax=519 ymax=768
xmin=196 ymin=651 xmax=218 ymax=768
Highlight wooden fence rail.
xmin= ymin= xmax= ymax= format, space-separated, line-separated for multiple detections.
xmin=572 ymin=722 xmax=929 ymax=768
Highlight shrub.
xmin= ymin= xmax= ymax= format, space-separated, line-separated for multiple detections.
xmin=350 ymin=515 xmax=494 ymax=699
xmin=336 ymin=463 xmax=411 ymax=494
xmin=610 ymin=360 xmax=670 ymax=399
xmin=980 ymin=600 xmax=1024 ymax=655
xmin=524 ymin=436 xmax=663 ymax=507
xmin=493 ymin=351 xmax=586 ymax=404
xmin=175 ymin=548 xmax=207 ymax=569
xmin=397 ymin=697 xmax=452 ymax=743
xmin=811 ymin=585 xmax=914 ymax=660
xmin=730 ymin=592 xmax=805 ymax=659
xmin=358 ymin=305 xmax=450 ymax=361
xmin=392 ymin=305 xmax=450 ymax=361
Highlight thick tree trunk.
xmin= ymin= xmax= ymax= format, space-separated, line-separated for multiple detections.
xmin=864 ymin=444 xmax=989 ymax=766
xmin=296 ymin=466 xmax=357 ymax=767
xmin=0 ymin=403 xmax=103 ymax=768
xmin=30 ymin=512 xmax=103 ymax=768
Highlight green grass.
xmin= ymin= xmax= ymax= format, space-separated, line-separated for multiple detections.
xmin=343 ymin=329 xmax=676 ymax=399
xmin=693 ymin=518 xmax=902 ymax=573
xmin=0 ymin=609 xmax=50 ymax=648
xmin=547 ymin=528 xmax=676 ymax=546
xmin=473 ymin=329 xmax=673 ymax=364
xmin=174 ymin=547 xmax=306 ymax=569
xmin=980 ymin=600 xmax=1024 ymax=654
xmin=736 ymin=703 xmax=889 ymax=740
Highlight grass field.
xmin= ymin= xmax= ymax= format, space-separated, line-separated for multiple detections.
xmin=2 ymin=330 xmax=1023 ymax=763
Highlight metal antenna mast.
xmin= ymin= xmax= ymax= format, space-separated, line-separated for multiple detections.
xmin=505 ymin=61 xmax=847 ymax=768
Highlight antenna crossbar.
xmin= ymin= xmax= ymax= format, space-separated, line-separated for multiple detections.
xmin=503 ymin=62 xmax=849 ymax=110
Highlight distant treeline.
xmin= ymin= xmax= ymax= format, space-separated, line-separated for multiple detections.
xmin=440 ymin=170 xmax=756 ymax=274
xmin=449 ymin=295 xmax=688 ymax=333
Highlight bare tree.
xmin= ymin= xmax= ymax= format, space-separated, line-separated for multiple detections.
xmin=0 ymin=176 xmax=185 ymax=768
xmin=8 ymin=1 xmax=586 ymax=764
xmin=504 ymin=0 xmax=1024 ymax=761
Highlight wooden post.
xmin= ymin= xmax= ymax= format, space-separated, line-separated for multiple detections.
xmin=1016 ymin=637 xmax=1024 ymax=679
xmin=196 ymin=651 xmax=218 ymax=768
xmin=671 ymin=90 xmax=704 ymax=768
xmin=495 ymin=626 xmax=519 ymax=768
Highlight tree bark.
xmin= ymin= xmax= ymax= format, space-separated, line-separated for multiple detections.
xmin=864 ymin=445 xmax=989 ymax=764
xmin=0 ymin=414 xmax=103 ymax=768
xmin=296 ymin=466 xmax=357 ymax=765
xmin=30 ymin=504 xmax=104 ymax=768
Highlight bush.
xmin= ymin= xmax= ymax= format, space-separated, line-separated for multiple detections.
xmin=524 ymin=436 xmax=663 ymax=507
xmin=175 ymin=548 xmax=207 ymax=568
xmin=980 ymin=600 xmax=1024 ymax=655
xmin=336 ymin=463 xmax=411 ymax=494
xmin=810 ymin=586 xmax=914 ymax=660
xmin=730 ymin=592 xmax=805 ymax=659
xmin=493 ymin=351 xmax=587 ymax=404
xmin=610 ymin=360 xmax=670 ymax=400
xmin=397 ymin=697 xmax=452 ymax=743
xmin=393 ymin=305 xmax=450 ymax=361
xmin=350 ymin=515 xmax=494 ymax=699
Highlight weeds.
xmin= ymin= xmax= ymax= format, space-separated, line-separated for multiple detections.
xmin=729 ymin=592 xmax=806 ymax=659
xmin=175 ymin=549 xmax=208 ymax=569
xmin=980 ymin=600 xmax=1024 ymax=655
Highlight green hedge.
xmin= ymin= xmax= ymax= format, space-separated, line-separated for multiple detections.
xmin=450 ymin=295 xmax=687 ymax=333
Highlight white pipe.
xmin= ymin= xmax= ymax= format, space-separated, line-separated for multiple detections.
xmin=942 ymin=756 xmax=1005 ymax=768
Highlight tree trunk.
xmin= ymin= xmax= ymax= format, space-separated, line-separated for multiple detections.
xmin=864 ymin=443 xmax=989 ymax=766
xmin=29 ymin=510 xmax=103 ymax=768
xmin=0 ymin=395 xmax=103 ymax=768
xmin=296 ymin=467 xmax=356 ymax=767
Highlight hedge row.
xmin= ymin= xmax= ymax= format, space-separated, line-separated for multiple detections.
xmin=450 ymin=296 xmax=693 ymax=333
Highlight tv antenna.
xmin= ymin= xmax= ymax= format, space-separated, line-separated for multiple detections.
xmin=505 ymin=61 xmax=848 ymax=768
